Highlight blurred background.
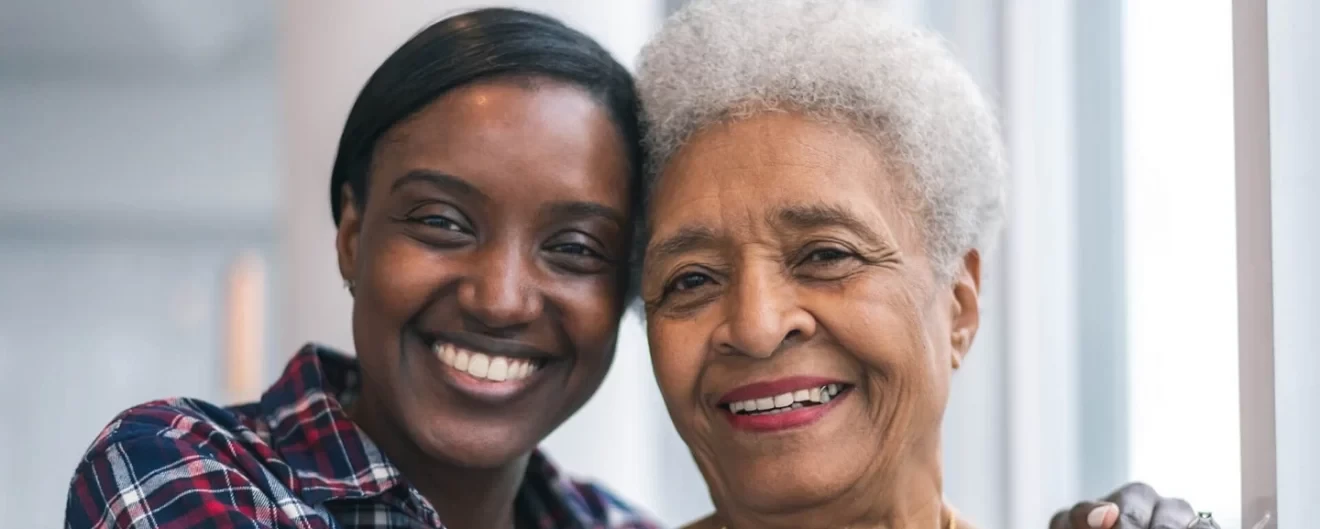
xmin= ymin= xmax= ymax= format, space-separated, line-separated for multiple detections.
xmin=0 ymin=0 xmax=1313 ymax=528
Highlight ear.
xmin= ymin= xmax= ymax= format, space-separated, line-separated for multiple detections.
xmin=336 ymin=184 xmax=364 ymax=289
xmin=948 ymin=249 xmax=982 ymax=369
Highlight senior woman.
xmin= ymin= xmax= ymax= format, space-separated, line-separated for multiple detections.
xmin=635 ymin=1 xmax=1219 ymax=529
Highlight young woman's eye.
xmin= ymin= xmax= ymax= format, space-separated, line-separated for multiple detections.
xmin=548 ymin=242 xmax=603 ymax=258
xmin=417 ymin=215 xmax=468 ymax=233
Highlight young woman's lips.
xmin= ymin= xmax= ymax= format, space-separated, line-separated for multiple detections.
xmin=717 ymin=376 xmax=852 ymax=433
xmin=431 ymin=341 xmax=552 ymax=403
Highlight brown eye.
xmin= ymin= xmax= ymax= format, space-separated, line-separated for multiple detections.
xmin=542 ymin=232 xmax=614 ymax=275
xmin=805 ymin=248 xmax=850 ymax=263
xmin=547 ymin=242 xmax=603 ymax=258
xmin=667 ymin=272 xmax=713 ymax=293
xmin=415 ymin=215 xmax=470 ymax=233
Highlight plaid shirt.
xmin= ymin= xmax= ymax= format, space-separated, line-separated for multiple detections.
xmin=65 ymin=344 xmax=662 ymax=529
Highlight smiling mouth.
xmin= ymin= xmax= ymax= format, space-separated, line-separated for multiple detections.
xmin=434 ymin=342 xmax=549 ymax=383
xmin=720 ymin=383 xmax=851 ymax=416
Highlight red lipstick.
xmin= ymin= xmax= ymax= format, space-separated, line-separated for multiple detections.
xmin=717 ymin=376 xmax=851 ymax=433
xmin=718 ymin=376 xmax=845 ymax=404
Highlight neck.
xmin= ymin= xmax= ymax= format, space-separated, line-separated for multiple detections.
xmin=715 ymin=440 xmax=947 ymax=529
xmin=349 ymin=388 xmax=526 ymax=529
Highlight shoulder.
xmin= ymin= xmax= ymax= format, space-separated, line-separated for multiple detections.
xmin=78 ymin=397 xmax=273 ymax=469
xmin=86 ymin=398 xmax=259 ymax=447
xmin=66 ymin=399 xmax=294 ymax=528
xmin=563 ymin=478 xmax=664 ymax=529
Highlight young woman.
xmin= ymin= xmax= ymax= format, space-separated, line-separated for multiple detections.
xmin=65 ymin=9 xmax=654 ymax=529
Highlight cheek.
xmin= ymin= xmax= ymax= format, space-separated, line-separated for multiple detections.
xmin=646 ymin=321 xmax=707 ymax=417
xmin=552 ymin=277 xmax=623 ymax=354
xmin=361 ymin=237 xmax=446 ymax=321
xmin=822 ymin=279 xmax=931 ymax=370
xmin=820 ymin=279 xmax=949 ymax=419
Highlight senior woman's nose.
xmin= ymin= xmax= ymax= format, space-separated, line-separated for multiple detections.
xmin=713 ymin=266 xmax=817 ymax=358
xmin=456 ymin=247 xmax=543 ymax=329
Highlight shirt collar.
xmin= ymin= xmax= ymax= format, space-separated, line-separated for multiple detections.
xmin=259 ymin=344 xmax=406 ymax=504
xmin=259 ymin=343 xmax=607 ymax=529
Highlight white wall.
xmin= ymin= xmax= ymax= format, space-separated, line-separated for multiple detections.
xmin=0 ymin=61 xmax=280 ymax=528
xmin=0 ymin=66 xmax=278 ymax=221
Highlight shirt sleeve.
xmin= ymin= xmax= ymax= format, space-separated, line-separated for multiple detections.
xmin=65 ymin=433 xmax=285 ymax=529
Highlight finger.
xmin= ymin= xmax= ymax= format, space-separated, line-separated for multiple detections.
xmin=1066 ymin=498 xmax=1119 ymax=527
xmin=1150 ymin=497 xmax=1196 ymax=529
xmin=1107 ymin=482 xmax=1159 ymax=527
xmin=1050 ymin=508 xmax=1073 ymax=529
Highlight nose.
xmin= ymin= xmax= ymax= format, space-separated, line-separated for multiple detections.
xmin=712 ymin=262 xmax=816 ymax=358
xmin=456 ymin=246 xmax=543 ymax=330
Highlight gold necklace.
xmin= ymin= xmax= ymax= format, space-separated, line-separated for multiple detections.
xmin=718 ymin=504 xmax=956 ymax=529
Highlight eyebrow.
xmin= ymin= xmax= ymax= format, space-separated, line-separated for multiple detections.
xmin=771 ymin=204 xmax=884 ymax=243
xmin=645 ymin=226 xmax=720 ymax=264
xmin=544 ymin=201 xmax=627 ymax=229
xmin=390 ymin=169 xmax=486 ymax=201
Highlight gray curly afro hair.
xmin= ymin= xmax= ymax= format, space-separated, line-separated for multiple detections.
xmin=634 ymin=0 xmax=1007 ymax=282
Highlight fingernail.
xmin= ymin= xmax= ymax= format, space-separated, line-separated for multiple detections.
xmin=1088 ymin=503 xmax=1119 ymax=528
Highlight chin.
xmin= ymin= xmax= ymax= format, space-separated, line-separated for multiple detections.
xmin=411 ymin=418 xmax=539 ymax=469
xmin=717 ymin=447 xmax=865 ymax=512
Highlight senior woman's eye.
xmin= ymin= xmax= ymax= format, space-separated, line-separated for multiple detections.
xmin=796 ymin=245 xmax=858 ymax=266
xmin=791 ymin=244 xmax=871 ymax=281
xmin=667 ymin=271 xmax=714 ymax=293
xmin=804 ymin=248 xmax=851 ymax=263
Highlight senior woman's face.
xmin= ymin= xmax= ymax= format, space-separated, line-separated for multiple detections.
xmin=643 ymin=113 xmax=981 ymax=513
xmin=335 ymin=79 xmax=631 ymax=467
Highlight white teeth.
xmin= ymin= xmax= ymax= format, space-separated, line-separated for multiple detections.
xmin=731 ymin=384 xmax=848 ymax=415
xmin=434 ymin=344 xmax=540 ymax=383
xmin=468 ymin=353 xmax=490 ymax=377
xmin=488 ymin=357 xmax=508 ymax=381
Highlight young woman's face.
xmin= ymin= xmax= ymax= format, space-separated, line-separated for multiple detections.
xmin=336 ymin=79 xmax=633 ymax=467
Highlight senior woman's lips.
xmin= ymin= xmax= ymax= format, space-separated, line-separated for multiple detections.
xmin=716 ymin=376 xmax=852 ymax=433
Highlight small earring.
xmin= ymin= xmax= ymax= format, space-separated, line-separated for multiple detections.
xmin=343 ymin=279 xmax=356 ymax=295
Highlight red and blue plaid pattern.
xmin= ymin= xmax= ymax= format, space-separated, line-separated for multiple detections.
xmin=65 ymin=344 xmax=661 ymax=529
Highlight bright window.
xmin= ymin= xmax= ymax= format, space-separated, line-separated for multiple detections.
xmin=1122 ymin=0 xmax=1241 ymax=527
